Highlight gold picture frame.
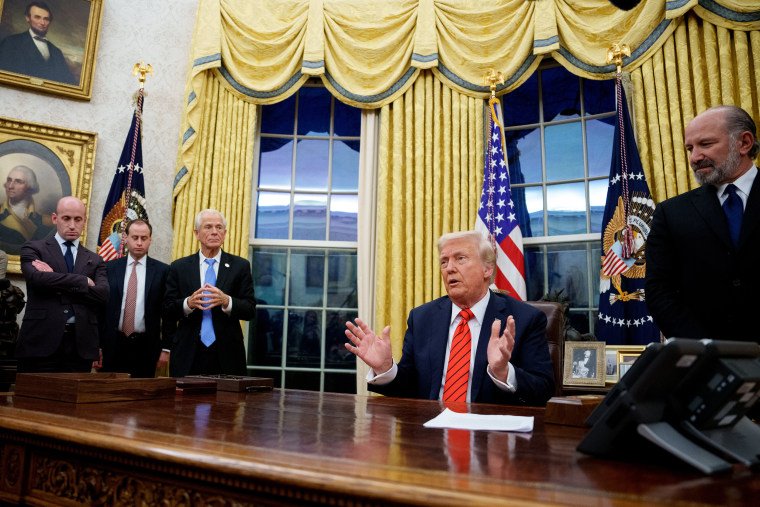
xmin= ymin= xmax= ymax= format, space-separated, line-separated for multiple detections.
xmin=0 ymin=0 xmax=104 ymax=100
xmin=563 ymin=341 xmax=606 ymax=387
xmin=604 ymin=345 xmax=647 ymax=385
xmin=0 ymin=116 xmax=96 ymax=272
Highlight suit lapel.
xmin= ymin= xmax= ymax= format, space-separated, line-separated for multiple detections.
xmin=114 ymin=257 xmax=127 ymax=294
xmin=689 ymin=185 xmax=733 ymax=248
xmin=45 ymin=237 xmax=68 ymax=273
xmin=144 ymin=256 xmax=154 ymax=297
xmin=215 ymin=251 xmax=231 ymax=290
xmin=470 ymin=292 xmax=506 ymax=401
xmin=429 ymin=298 xmax=452 ymax=399
xmin=739 ymin=171 xmax=760 ymax=247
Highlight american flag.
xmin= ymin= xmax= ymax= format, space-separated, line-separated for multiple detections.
xmin=97 ymin=91 xmax=149 ymax=261
xmin=475 ymin=97 xmax=526 ymax=300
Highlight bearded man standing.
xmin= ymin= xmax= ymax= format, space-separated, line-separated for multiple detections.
xmin=645 ymin=105 xmax=760 ymax=342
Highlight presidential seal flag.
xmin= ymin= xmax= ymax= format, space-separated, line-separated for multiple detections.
xmin=475 ymin=95 xmax=526 ymax=300
xmin=597 ymin=79 xmax=659 ymax=345
xmin=98 ymin=92 xmax=149 ymax=261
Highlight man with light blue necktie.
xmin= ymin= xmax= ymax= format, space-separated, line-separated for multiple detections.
xmin=164 ymin=209 xmax=256 ymax=377
xmin=646 ymin=105 xmax=760 ymax=343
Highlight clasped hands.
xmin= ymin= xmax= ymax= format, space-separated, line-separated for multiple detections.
xmin=344 ymin=315 xmax=516 ymax=380
xmin=33 ymin=259 xmax=95 ymax=286
xmin=188 ymin=283 xmax=230 ymax=311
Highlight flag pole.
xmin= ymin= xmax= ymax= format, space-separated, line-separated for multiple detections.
xmin=117 ymin=62 xmax=153 ymax=256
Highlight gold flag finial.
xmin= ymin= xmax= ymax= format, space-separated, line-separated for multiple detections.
xmin=484 ymin=69 xmax=504 ymax=98
xmin=606 ymin=43 xmax=631 ymax=75
xmin=132 ymin=62 xmax=154 ymax=89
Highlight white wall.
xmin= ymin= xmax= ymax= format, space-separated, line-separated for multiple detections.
xmin=0 ymin=0 xmax=199 ymax=274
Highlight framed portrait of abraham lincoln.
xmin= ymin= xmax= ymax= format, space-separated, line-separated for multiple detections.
xmin=0 ymin=116 xmax=96 ymax=273
xmin=0 ymin=0 xmax=103 ymax=100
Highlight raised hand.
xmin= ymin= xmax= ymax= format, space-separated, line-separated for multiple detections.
xmin=487 ymin=316 xmax=515 ymax=381
xmin=344 ymin=318 xmax=393 ymax=373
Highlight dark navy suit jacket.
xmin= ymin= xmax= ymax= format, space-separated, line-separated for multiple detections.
xmin=164 ymin=250 xmax=256 ymax=377
xmin=101 ymin=255 xmax=171 ymax=375
xmin=646 ymin=171 xmax=760 ymax=342
xmin=369 ymin=291 xmax=554 ymax=406
xmin=16 ymin=237 xmax=108 ymax=360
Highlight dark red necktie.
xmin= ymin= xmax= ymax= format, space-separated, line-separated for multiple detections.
xmin=443 ymin=308 xmax=474 ymax=402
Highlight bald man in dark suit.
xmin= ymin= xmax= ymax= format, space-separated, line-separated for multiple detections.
xmin=16 ymin=196 xmax=108 ymax=373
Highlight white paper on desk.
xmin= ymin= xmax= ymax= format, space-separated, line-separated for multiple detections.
xmin=423 ymin=408 xmax=534 ymax=432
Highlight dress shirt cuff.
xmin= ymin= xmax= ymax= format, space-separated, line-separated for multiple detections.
xmin=182 ymin=297 xmax=192 ymax=316
xmin=367 ymin=362 xmax=397 ymax=385
xmin=223 ymin=296 xmax=232 ymax=315
xmin=487 ymin=363 xmax=517 ymax=392
xmin=161 ymin=349 xmax=170 ymax=354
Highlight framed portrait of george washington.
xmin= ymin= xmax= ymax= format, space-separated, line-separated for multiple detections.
xmin=0 ymin=0 xmax=103 ymax=99
xmin=0 ymin=116 xmax=96 ymax=273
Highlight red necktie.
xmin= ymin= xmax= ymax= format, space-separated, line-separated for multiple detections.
xmin=443 ymin=308 xmax=474 ymax=402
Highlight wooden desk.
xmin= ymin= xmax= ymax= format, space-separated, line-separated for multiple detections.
xmin=0 ymin=389 xmax=757 ymax=506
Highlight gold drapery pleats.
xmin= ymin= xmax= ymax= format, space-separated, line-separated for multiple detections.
xmin=172 ymin=71 xmax=256 ymax=259
xmin=374 ymin=71 xmax=483 ymax=358
xmin=631 ymin=12 xmax=760 ymax=203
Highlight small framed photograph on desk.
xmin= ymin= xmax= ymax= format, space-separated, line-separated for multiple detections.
xmin=563 ymin=341 xmax=606 ymax=387
xmin=604 ymin=345 xmax=647 ymax=386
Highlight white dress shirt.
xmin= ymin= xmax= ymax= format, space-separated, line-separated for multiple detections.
xmin=119 ymin=254 xmax=147 ymax=333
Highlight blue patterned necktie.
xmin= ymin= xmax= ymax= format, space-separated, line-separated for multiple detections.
xmin=200 ymin=258 xmax=217 ymax=347
xmin=722 ymin=184 xmax=743 ymax=247
xmin=63 ymin=241 xmax=75 ymax=273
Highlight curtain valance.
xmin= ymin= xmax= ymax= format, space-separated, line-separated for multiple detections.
xmin=187 ymin=0 xmax=760 ymax=109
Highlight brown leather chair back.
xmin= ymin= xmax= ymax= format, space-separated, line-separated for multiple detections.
xmin=527 ymin=301 xmax=565 ymax=396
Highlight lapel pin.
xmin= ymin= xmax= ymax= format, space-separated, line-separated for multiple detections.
xmin=224 ymin=263 xmax=230 ymax=268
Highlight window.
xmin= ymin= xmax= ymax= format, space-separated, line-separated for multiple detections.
xmin=503 ymin=64 xmax=616 ymax=336
xmin=249 ymin=84 xmax=360 ymax=393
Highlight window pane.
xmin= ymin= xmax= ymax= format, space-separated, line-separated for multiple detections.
xmin=287 ymin=309 xmax=322 ymax=366
xmin=252 ymin=248 xmax=287 ymax=306
xmin=260 ymin=95 xmax=295 ymax=135
xmin=285 ymin=371 xmax=320 ymax=391
xmin=289 ymin=250 xmax=324 ymax=306
xmin=586 ymin=118 xmax=614 ymax=177
xmin=326 ymin=252 xmax=357 ymax=307
xmin=297 ymin=87 xmax=331 ymax=136
xmin=258 ymin=138 xmax=293 ymax=189
xmin=584 ymin=80 xmax=615 ymax=116
xmin=506 ymin=129 xmax=541 ymax=183
xmin=547 ymin=245 xmax=589 ymax=307
xmin=295 ymin=139 xmax=329 ymax=190
xmin=524 ymin=185 xmax=544 ymax=236
xmin=249 ymin=308 xmax=284 ymax=366
xmin=590 ymin=245 xmax=601 ymax=297
xmin=324 ymin=372 xmax=356 ymax=394
xmin=545 ymin=122 xmax=583 ymax=181
xmin=325 ymin=310 xmax=357 ymax=369
xmin=547 ymin=182 xmax=586 ymax=236
xmin=541 ymin=67 xmax=580 ymax=121
xmin=334 ymin=100 xmax=361 ymax=136
xmin=332 ymin=140 xmax=360 ymax=191
xmin=255 ymin=192 xmax=290 ymax=239
xmin=524 ymin=246 xmax=546 ymax=301
xmin=329 ymin=195 xmax=358 ymax=241
xmin=589 ymin=179 xmax=608 ymax=233
xmin=293 ymin=193 xmax=327 ymax=240
xmin=504 ymin=72 xmax=539 ymax=126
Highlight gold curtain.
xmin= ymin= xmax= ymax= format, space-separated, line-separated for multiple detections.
xmin=631 ymin=12 xmax=760 ymax=203
xmin=172 ymin=71 xmax=256 ymax=259
xmin=374 ymin=71 xmax=483 ymax=358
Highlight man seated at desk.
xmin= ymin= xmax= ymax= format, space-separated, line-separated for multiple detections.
xmin=344 ymin=231 xmax=554 ymax=406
